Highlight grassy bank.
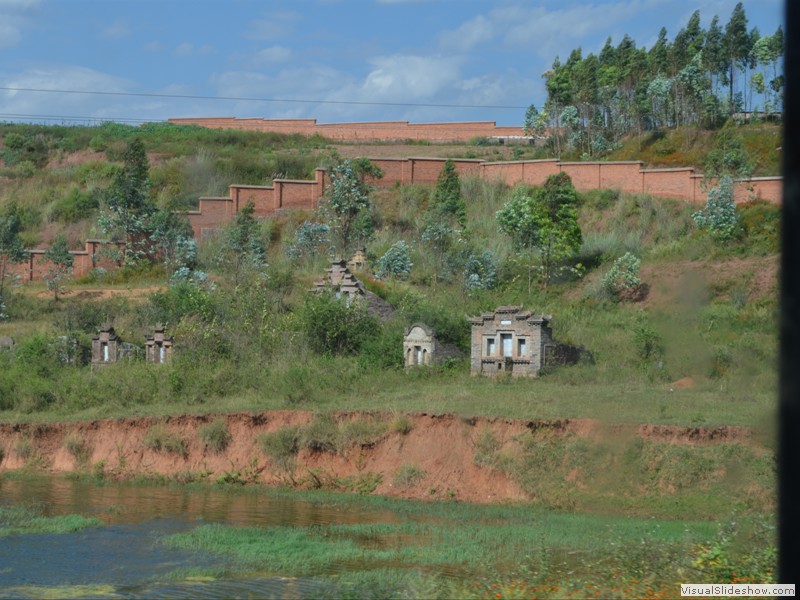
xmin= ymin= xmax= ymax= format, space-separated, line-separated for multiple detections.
xmin=0 ymin=504 xmax=101 ymax=537
xmin=163 ymin=490 xmax=774 ymax=599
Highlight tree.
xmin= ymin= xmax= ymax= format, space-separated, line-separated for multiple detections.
xmin=149 ymin=206 xmax=196 ymax=278
xmin=325 ymin=160 xmax=373 ymax=258
xmin=98 ymin=138 xmax=156 ymax=266
xmin=723 ymin=2 xmax=750 ymax=115
xmin=221 ymin=200 xmax=266 ymax=283
xmin=496 ymin=173 xmax=582 ymax=290
xmin=42 ymin=234 xmax=73 ymax=301
xmin=431 ymin=159 xmax=466 ymax=226
xmin=692 ymin=175 xmax=742 ymax=241
xmin=0 ymin=205 xmax=26 ymax=305
xmin=376 ymin=240 xmax=413 ymax=281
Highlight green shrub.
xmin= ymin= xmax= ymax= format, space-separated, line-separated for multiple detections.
xmin=390 ymin=414 xmax=412 ymax=435
xmin=692 ymin=176 xmax=742 ymax=241
xmin=339 ymin=417 xmax=387 ymax=450
xmin=198 ymin=419 xmax=232 ymax=454
xmin=633 ymin=325 xmax=664 ymax=362
xmin=393 ymin=463 xmax=425 ymax=487
xmin=143 ymin=424 xmax=187 ymax=458
xmin=300 ymin=414 xmax=339 ymax=453
xmin=64 ymin=433 xmax=91 ymax=465
xmin=299 ymin=293 xmax=379 ymax=356
xmin=376 ymin=240 xmax=413 ymax=280
xmin=49 ymin=187 xmax=99 ymax=223
xmin=601 ymin=252 xmax=642 ymax=300
xmin=258 ymin=426 xmax=300 ymax=472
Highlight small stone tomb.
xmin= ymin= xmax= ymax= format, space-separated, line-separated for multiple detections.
xmin=468 ymin=305 xmax=553 ymax=377
xmin=347 ymin=247 xmax=368 ymax=272
xmin=145 ymin=324 xmax=173 ymax=364
xmin=0 ymin=336 xmax=14 ymax=351
xmin=92 ymin=325 xmax=120 ymax=365
xmin=403 ymin=323 xmax=436 ymax=368
xmin=311 ymin=260 xmax=366 ymax=305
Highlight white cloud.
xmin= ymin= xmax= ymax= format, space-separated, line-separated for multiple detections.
xmin=254 ymin=45 xmax=293 ymax=64
xmin=0 ymin=66 xmax=135 ymax=119
xmin=0 ymin=0 xmax=38 ymax=49
xmin=353 ymin=55 xmax=462 ymax=100
xmin=144 ymin=41 xmax=165 ymax=53
xmin=439 ymin=15 xmax=494 ymax=52
xmin=247 ymin=11 xmax=301 ymax=41
xmin=174 ymin=43 xmax=216 ymax=57
xmin=100 ymin=21 xmax=129 ymax=39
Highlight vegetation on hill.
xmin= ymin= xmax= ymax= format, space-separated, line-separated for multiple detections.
xmin=530 ymin=2 xmax=783 ymax=160
xmin=0 ymin=127 xmax=779 ymax=432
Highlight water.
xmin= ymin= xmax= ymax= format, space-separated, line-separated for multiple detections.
xmin=0 ymin=477 xmax=403 ymax=598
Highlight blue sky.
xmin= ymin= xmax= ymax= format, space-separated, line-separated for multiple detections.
xmin=0 ymin=0 xmax=784 ymax=127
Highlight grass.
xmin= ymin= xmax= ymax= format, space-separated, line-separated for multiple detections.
xmin=198 ymin=419 xmax=232 ymax=454
xmin=64 ymin=433 xmax=91 ymax=465
xmin=162 ymin=492 xmax=775 ymax=597
xmin=258 ymin=426 xmax=300 ymax=472
xmin=393 ymin=463 xmax=425 ymax=488
xmin=143 ymin=424 xmax=187 ymax=458
xmin=0 ymin=504 xmax=102 ymax=537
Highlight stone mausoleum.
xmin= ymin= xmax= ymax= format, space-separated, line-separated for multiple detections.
xmin=468 ymin=306 xmax=553 ymax=377
xmin=403 ymin=323 xmax=436 ymax=368
xmin=145 ymin=324 xmax=173 ymax=364
xmin=311 ymin=260 xmax=366 ymax=305
xmin=92 ymin=324 xmax=120 ymax=365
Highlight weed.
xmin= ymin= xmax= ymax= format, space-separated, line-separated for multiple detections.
xmin=339 ymin=417 xmax=387 ymax=451
xmin=64 ymin=433 xmax=91 ymax=465
xmin=258 ymin=426 xmax=300 ymax=472
xmin=143 ymin=424 xmax=187 ymax=458
xmin=198 ymin=419 xmax=232 ymax=454
xmin=393 ymin=464 xmax=425 ymax=488
xmin=390 ymin=414 xmax=412 ymax=435
xmin=473 ymin=427 xmax=501 ymax=468
xmin=300 ymin=414 xmax=339 ymax=453
xmin=15 ymin=437 xmax=34 ymax=460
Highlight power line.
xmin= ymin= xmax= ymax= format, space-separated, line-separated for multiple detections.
xmin=0 ymin=113 xmax=156 ymax=124
xmin=0 ymin=86 xmax=530 ymax=111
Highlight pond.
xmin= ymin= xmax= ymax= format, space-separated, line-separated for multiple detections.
xmin=0 ymin=476 xmax=405 ymax=599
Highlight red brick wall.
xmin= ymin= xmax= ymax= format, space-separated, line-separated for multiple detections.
xmin=642 ymin=168 xmax=695 ymax=200
xmin=598 ymin=162 xmax=644 ymax=194
xmin=559 ymin=163 xmax=602 ymax=191
xmin=6 ymin=240 xmax=126 ymax=282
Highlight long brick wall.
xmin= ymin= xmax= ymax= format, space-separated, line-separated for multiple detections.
xmin=182 ymin=156 xmax=782 ymax=238
xmin=167 ymin=117 xmax=526 ymax=143
xmin=14 ymin=157 xmax=783 ymax=278
xmin=6 ymin=240 xmax=126 ymax=283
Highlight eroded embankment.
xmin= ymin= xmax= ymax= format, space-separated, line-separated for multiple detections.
xmin=0 ymin=412 xmax=765 ymax=505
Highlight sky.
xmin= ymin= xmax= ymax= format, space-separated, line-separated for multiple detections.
xmin=0 ymin=0 xmax=784 ymax=128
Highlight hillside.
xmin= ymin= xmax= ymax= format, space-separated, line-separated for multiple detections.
xmin=0 ymin=120 xmax=779 ymax=430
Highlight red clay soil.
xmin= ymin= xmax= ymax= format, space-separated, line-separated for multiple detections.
xmin=0 ymin=412 xmax=754 ymax=504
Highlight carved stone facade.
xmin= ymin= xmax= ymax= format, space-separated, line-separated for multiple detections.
xmin=311 ymin=260 xmax=366 ymax=305
xmin=92 ymin=325 xmax=120 ymax=365
xmin=468 ymin=306 xmax=553 ymax=377
xmin=145 ymin=324 xmax=173 ymax=364
xmin=347 ymin=247 xmax=368 ymax=272
xmin=403 ymin=323 xmax=436 ymax=368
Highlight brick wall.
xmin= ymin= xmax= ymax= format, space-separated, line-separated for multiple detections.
xmin=6 ymin=240 xmax=126 ymax=282
xmin=183 ymin=156 xmax=783 ymax=235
